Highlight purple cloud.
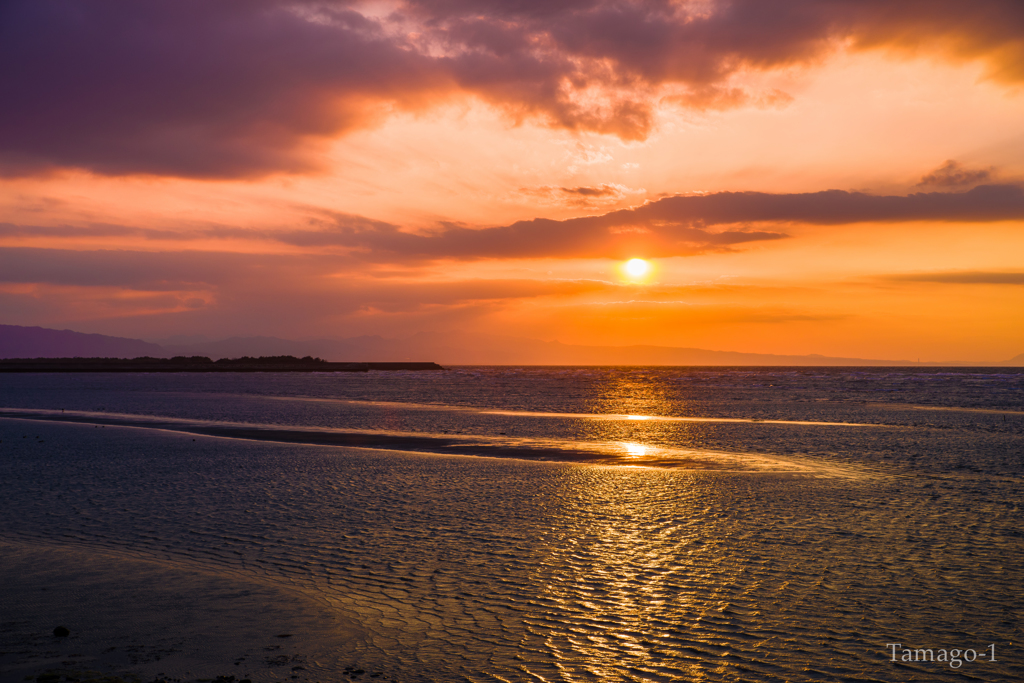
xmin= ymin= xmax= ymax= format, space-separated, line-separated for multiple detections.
xmin=3 ymin=1 xmax=1024 ymax=177
xmin=0 ymin=0 xmax=448 ymax=177
xmin=275 ymin=183 xmax=1024 ymax=260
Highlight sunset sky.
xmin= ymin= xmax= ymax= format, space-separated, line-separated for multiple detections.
xmin=2 ymin=0 xmax=1024 ymax=361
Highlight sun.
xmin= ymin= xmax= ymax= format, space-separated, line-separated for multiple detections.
xmin=625 ymin=258 xmax=650 ymax=278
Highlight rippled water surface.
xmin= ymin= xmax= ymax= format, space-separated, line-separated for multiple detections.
xmin=2 ymin=367 xmax=1023 ymax=681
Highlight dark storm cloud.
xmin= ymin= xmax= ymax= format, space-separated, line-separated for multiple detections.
xmin=3 ymin=1 xmax=1024 ymax=177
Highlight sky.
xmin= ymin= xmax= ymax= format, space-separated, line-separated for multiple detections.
xmin=2 ymin=0 xmax=1024 ymax=362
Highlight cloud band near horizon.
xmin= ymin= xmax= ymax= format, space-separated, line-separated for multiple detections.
xmin=4 ymin=184 xmax=1023 ymax=262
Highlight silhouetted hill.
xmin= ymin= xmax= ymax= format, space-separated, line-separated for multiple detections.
xmin=0 ymin=324 xmax=163 ymax=359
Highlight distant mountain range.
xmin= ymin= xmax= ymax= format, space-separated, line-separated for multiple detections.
xmin=0 ymin=325 xmax=164 ymax=359
xmin=2 ymin=324 xmax=1022 ymax=366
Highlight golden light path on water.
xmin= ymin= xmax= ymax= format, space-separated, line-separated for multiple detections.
xmin=272 ymin=396 xmax=894 ymax=428
xmin=482 ymin=409 xmax=886 ymax=427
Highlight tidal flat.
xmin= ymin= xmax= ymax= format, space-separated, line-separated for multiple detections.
xmin=2 ymin=367 xmax=1022 ymax=681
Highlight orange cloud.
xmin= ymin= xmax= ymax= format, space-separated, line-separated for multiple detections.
xmin=4 ymin=0 xmax=1024 ymax=178
xmin=6 ymin=184 xmax=1024 ymax=263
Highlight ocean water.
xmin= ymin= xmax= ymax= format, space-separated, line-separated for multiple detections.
xmin=1 ymin=367 xmax=1022 ymax=681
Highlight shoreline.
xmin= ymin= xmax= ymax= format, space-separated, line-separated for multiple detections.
xmin=0 ymin=358 xmax=443 ymax=373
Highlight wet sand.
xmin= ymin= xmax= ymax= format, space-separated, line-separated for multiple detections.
xmin=0 ymin=409 xmax=829 ymax=471
xmin=0 ymin=543 xmax=370 ymax=683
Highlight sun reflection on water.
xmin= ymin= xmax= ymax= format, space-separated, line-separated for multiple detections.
xmin=623 ymin=442 xmax=648 ymax=457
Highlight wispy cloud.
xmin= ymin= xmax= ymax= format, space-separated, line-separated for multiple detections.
xmin=0 ymin=246 xmax=619 ymax=304
xmin=883 ymin=271 xmax=1024 ymax=285
xmin=917 ymin=160 xmax=994 ymax=188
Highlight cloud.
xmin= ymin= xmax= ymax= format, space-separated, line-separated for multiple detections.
xmin=0 ymin=245 xmax=627 ymax=333
xmin=515 ymin=183 xmax=644 ymax=208
xmin=578 ymin=300 xmax=848 ymax=323
xmin=328 ymin=277 xmax=616 ymax=313
xmin=271 ymin=212 xmax=785 ymax=260
xmin=0 ymin=223 xmax=143 ymax=240
xmin=884 ymin=271 xmax=1024 ymax=285
xmin=272 ymin=183 xmax=1024 ymax=261
xmin=628 ymin=183 xmax=1024 ymax=225
xmin=0 ymin=0 xmax=451 ymax=178
xmin=561 ymin=186 xmax=621 ymax=197
xmin=7 ymin=184 xmax=1023 ymax=262
xmin=0 ymin=247 xmax=292 ymax=290
xmin=0 ymin=245 xmax=622 ymax=299
xmin=3 ymin=1 xmax=1024 ymax=177
xmin=917 ymin=160 xmax=994 ymax=188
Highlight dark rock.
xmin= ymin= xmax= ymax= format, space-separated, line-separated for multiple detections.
xmin=53 ymin=626 xmax=70 ymax=637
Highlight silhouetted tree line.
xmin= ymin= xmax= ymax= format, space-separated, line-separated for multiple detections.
xmin=127 ymin=355 xmax=327 ymax=364
xmin=211 ymin=355 xmax=327 ymax=365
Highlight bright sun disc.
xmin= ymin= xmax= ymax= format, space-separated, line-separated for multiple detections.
xmin=625 ymin=258 xmax=649 ymax=277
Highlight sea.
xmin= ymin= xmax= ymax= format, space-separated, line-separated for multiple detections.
xmin=1 ymin=366 xmax=1022 ymax=682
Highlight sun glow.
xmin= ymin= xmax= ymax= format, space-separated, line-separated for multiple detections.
xmin=625 ymin=258 xmax=650 ymax=278
xmin=623 ymin=442 xmax=648 ymax=457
